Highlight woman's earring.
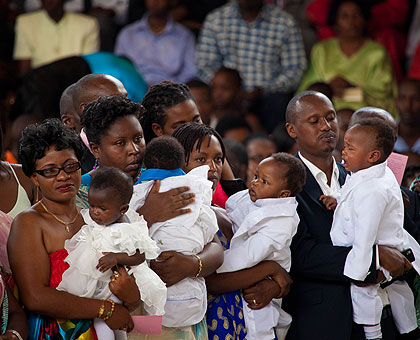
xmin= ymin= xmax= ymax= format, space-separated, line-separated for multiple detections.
xmin=35 ymin=186 xmax=40 ymax=202
xmin=93 ymin=159 xmax=98 ymax=170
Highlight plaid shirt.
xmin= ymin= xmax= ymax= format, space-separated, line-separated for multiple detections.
xmin=196 ymin=2 xmax=306 ymax=93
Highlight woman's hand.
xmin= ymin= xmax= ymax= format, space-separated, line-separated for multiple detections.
xmin=411 ymin=179 xmax=420 ymax=195
xmin=105 ymin=303 xmax=134 ymax=332
xmin=329 ymin=76 xmax=352 ymax=98
xmin=270 ymin=265 xmax=293 ymax=298
xmin=109 ymin=266 xmax=140 ymax=305
xmin=243 ymin=279 xmax=280 ymax=310
xmin=137 ymin=180 xmax=195 ymax=225
xmin=150 ymin=251 xmax=197 ymax=287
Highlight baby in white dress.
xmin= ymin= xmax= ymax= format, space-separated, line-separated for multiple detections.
xmin=57 ymin=167 xmax=167 ymax=340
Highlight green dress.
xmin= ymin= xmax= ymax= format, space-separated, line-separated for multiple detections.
xmin=298 ymin=38 xmax=397 ymax=116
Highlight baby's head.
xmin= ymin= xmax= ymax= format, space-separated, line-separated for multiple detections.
xmin=342 ymin=117 xmax=395 ymax=173
xmin=88 ymin=167 xmax=133 ymax=225
xmin=144 ymin=135 xmax=185 ymax=170
xmin=248 ymin=152 xmax=306 ymax=202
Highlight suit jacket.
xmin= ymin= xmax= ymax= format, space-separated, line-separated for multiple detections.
xmin=284 ymin=160 xmax=375 ymax=340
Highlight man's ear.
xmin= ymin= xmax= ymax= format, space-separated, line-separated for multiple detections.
xmin=285 ymin=123 xmax=296 ymax=139
xmin=151 ymin=123 xmax=164 ymax=137
xmin=61 ymin=115 xmax=75 ymax=130
xmin=90 ymin=143 xmax=101 ymax=159
xmin=368 ymin=149 xmax=381 ymax=164
xmin=120 ymin=204 xmax=129 ymax=215
xmin=278 ymin=189 xmax=291 ymax=198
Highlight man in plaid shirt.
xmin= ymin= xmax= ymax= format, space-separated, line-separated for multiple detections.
xmin=196 ymin=0 xmax=307 ymax=131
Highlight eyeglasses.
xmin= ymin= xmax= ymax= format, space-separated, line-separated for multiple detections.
xmin=35 ymin=162 xmax=81 ymax=178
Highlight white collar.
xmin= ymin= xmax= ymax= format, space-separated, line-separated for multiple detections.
xmin=299 ymin=152 xmax=341 ymax=196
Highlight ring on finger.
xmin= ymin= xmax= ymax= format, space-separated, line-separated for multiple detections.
xmin=252 ymin=299 xmax=257 ymax=305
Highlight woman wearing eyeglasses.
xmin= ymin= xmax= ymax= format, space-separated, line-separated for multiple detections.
xmin=7 ymin=119 xmax=140 ymax=339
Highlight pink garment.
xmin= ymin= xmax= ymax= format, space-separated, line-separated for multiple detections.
xmin=0 ymin=212 xmax=12 ymax=273
xmin=408 ymin=43 xmax=420 ymax=80
xmin=306 ymin=0 xmax=408 ymax=82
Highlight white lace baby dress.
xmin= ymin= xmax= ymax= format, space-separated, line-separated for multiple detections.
xmin=57 ymin=208 xmax=167 ymax=315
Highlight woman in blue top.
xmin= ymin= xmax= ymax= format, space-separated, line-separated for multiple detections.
xmin=78 ymin=94 xmax=224 ymax=338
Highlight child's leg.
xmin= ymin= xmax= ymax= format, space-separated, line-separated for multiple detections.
xmin=385 ymin=281 xmax=417 ymax=334
xmin=350 ymin=283 xmax=383 ymax=339
xmin=109 ymin=294 xmax=128 ymax=340
xmin=93 ymin=318 xmax=116 ymax=340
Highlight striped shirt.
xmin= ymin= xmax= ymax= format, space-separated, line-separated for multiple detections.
xmin=196 ymin=2 xmax=307 ymax=93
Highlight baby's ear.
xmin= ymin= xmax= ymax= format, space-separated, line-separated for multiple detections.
xmin=368 ymin=149 xmax=381 ymax=164
xmin=120 ymin=204 xmax=129 ymax=215
xmin=279 ymin=190 xmax=291 ymax=198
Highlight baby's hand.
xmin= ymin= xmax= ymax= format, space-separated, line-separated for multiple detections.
xmin=319 ymin=195 xmax=337 ymax=210
xmin=97 ymin=252 xmax=118 ymax=272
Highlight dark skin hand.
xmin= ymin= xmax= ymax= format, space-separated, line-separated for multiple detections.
xmin=97 ymin=251 xmax=145 ymax=272
xmin=109 ymin=265 xmax=141 ymax=307
xmin=378 ymin=245 xmax=412 ymax=278
xmin=411 ymin=179 xmax=420 ymax=195
xmin=206 ymin=261 xmax=292 ymax=302
xmin=319 ymin=195 xmax=337 ymax=210
xmin=329 ymin=76 xmax=352 ymax=98
xmin=355 ymin=246 xmax=412 ymax=287
xmin=151 ymin=238 xmax=224 ymax=287
xmin=243 ymin=279 xmax=281 ymax=310
xmin=138 ymin=180 xmax=195 ymax=226
xmin=243 ymin=263 xmax=294 ymax=310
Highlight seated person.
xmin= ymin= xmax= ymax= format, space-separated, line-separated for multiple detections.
xmin=115 ymin=0 xmax=196 ymax=85
xmin=13 ymin=0 xmax=99 ymax=75
xmin=298 ymin=0 xmax=397 ymax=116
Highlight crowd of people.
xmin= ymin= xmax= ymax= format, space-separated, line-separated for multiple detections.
xmin=1 ymin=0 xmax=420 ymax=340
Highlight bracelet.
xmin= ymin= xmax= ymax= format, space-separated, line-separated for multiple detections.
xmin=6 ymin=330 xmax=23 ymax=340
xmin=192 ymin=254 xmax=202 ymax=278
xmin=103 ymin=298 xmax=116 ymax=321
xmin=98 ymin=300 xmax=105 ymax=319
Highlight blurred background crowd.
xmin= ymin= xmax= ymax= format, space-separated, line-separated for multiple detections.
xmin=1 ymin=0 xmax=420 ymax=190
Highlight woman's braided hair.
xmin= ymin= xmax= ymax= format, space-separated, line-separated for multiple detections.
xmin=140 ymin=81 xmax=194 ymax=144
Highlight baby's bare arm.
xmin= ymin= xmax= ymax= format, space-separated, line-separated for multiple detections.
xmin=97 ymin=251 xmax=145 ymax=272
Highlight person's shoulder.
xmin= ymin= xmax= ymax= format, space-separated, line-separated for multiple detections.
xmin=171 ymin=21 xmax=195 ymax=38
xmin=12 ymin=205 xmax=42 ymax=229
xmin=205 ymin=2 xmax=236 ymax=22
xmin=265 ymin=4 xmax=295 ymax=23
xmin=16 ymin=10 xmax=43 ymax=23
xmin=66 ymin=12 xmax=98 ymax=25
xmin=361 ymin=39 xmax=388 ymax=56
xmin=118 ymin=19 xmax=145 ymax=36
xmin=315 ymin=37 xmax=338 ymax=49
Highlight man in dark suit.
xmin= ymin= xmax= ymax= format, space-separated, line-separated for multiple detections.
xmin=282 ymin=91 xmax=410 ymax=340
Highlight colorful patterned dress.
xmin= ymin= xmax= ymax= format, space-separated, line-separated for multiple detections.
xmin=206 ymin=231 xmax=247 ymax=340
xmin=28 ymin=249 xmax=97 ymax=340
